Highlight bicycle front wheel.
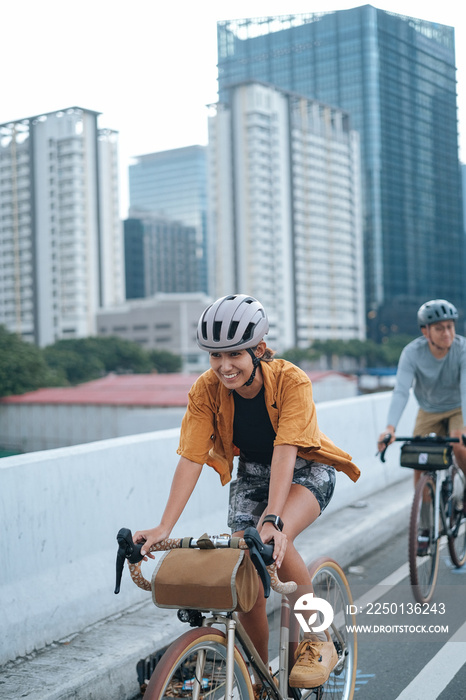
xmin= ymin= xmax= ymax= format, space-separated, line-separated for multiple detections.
xmin=447 ymin=465 xmax=466 ymax=567
xmin=144 ymin=626 xmax=253 ymax=700
xmin=307 ymin=558 xmax=357 ymax=700
xmin=408 ymin=472 xmax=440 ymax=603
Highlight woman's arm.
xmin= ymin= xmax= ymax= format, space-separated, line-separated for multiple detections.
xmin=259 ymin=444 xmax=298 ymax=567
xmin=133 ymin=456 xmax=203 ymax=558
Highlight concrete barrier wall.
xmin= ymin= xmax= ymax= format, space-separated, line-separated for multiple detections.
xmin=0 ymin=402 xmax=188 ymax=452
xmin=0 ymin=391 xmax=417 ymax=665
xmin=0 ymin=376 xmax=357 ymax=454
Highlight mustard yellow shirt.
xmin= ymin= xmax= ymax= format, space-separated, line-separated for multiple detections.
xmin=177 ymin=359 xmax=360 ymax=485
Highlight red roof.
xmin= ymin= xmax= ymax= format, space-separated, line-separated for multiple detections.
xmin=0 ymin=370 xmax=355 ymax=407
xmin=0 ymin=373 xmax=201 ymax=407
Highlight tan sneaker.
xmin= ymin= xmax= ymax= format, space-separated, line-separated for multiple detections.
xmin=288 ymin=632 xmax=338 ymax=688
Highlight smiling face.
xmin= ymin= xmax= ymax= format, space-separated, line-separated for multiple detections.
xmin=209 ymin=341 xmax=266 ymax=392
xmin=422 ymin=320 xmax=456 ymax=355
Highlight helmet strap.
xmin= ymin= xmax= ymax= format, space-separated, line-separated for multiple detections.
xmin=244 ymin=348 xmax=262 ymax=387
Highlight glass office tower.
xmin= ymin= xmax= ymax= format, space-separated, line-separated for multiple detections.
xmin=218 ymin=7 xmax=464 ymax=337
xmin=128 ymin=145 xmax=208 ymax=294
xmin=124 ymin=215 xmax=200 ymax=297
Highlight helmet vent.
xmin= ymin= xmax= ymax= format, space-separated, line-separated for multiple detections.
xmin=228 ymin=321 xmax=239 ymax=340
xmin=213 ymin=321 xmax=222 ymax=341
xmin=243 ymin=322 xmax=255 ymax=341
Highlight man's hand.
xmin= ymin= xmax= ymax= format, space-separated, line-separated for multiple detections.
xmin=377 ymin=426 xmax=395 ymax=453
xmin=450 ymin=428 xmax=466 ymax=473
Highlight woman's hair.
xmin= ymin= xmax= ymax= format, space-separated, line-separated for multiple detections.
xmin=260 ymin=346 xmax=275 ymax=362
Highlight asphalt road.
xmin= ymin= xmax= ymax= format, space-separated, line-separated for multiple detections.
xmin=345 ymin=528 xmax=466 ymax=699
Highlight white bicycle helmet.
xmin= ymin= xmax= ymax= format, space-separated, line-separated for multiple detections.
xmin=197 ymin=294 xmax=269 ymax=352
xmin=417 ymin=299 xmax=458 ymax=327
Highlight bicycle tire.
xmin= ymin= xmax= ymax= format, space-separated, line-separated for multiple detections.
xmin=408 ymin=473 xmax=440 ymax=603
xmin=143 ymin=626 xmax=253 ymax=700
xmin=294 ymin=558 xmax=358 ymax=700
xmin=447 ymin=465 xmax=466 ymax=567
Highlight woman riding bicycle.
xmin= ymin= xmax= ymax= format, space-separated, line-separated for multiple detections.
xmin=134 ymin=294 xmax=360 ymax=689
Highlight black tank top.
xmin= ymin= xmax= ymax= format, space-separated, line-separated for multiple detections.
xmin=233 ymin=386 xmax=277 ymax=464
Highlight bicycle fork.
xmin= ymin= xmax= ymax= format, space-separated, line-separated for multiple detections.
xmin=434 ymin=471 xmax=442 ymax=541
xmin=198 ymin=616 xmax=239 ymax=700
xmin=226 ymin=617 xmax=236 ymax=700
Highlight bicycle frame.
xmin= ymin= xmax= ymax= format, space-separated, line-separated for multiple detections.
xmin=194 ymin=611 xmax=282 ymax=700
xmin=436 ymin=462 xmax=464 ymax=539
xmin=433 ymin=469 xmax=444 ymax=541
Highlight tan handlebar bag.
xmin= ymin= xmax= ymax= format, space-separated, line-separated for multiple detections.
xmin=151 ymin=547 xmax=259 ymax=613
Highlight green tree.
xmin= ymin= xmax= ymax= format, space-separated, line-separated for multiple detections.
xmin=310 ymin=339 xmax=351 ymax=369
xmin=83 ymin=336 xmax=153 ymax=374
xmin=43 ymin=342 xmax=105 ymax=384
xmin=43 ymin=336 xmax=182 ymax=384
xmin=147 ymin=348 xmax=182 ymax=373
xmin=380 ymin=334 xmax=416 ymax=366
xmin=281 ymin=333 xmax=418 ymax=372
xmin=0 ymin=326 xmax=63 ymax=397
xmin=279 ymin=347 xmax=318 ymax=367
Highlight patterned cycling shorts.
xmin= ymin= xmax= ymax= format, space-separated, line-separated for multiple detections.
xmin=227 ymin=456 xmax=336 ymax=533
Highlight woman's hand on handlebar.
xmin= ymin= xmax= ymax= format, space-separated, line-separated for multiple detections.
xmin=133 ymin=525 xmax=170 ymax=560
xmin=259 ymin=521 xmax=287 ymax=569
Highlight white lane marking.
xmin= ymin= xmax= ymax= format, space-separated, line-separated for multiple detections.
xmin=350 ymin=560 xmax=409 ymax=611
xmin=351 ymin=538 xmax=451 ymax=611
xmin=394 ymin=620 xmax=466 ymax=699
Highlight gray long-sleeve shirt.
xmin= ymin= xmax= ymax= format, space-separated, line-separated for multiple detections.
xmin=386 ymin=335 xmax=466 ymax=429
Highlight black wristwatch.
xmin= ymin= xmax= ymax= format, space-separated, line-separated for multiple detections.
xmin=263 ymin=514 xmax=284 ymax=532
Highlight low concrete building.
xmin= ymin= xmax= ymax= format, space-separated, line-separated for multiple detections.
xmin=96 ymin=293 xmax=212 ymax=372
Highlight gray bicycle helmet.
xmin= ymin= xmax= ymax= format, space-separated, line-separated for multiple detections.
xmin=197 ymin=294 xmax=269 ymax=352
xmin=417 ymin=299 xmax=458 ymax=327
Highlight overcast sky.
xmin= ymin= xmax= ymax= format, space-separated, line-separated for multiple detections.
xmin=1 ymin=1 xmax=464 ymax=216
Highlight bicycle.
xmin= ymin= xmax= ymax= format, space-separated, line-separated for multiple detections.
xmin=380 ymin=434 xmax=466 ymax=604
xmin=115 ymin=526 xmax=357 ymax=700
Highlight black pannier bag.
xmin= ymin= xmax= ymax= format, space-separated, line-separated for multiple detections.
xmin=400 ymin=442 xmax=453 ymax=470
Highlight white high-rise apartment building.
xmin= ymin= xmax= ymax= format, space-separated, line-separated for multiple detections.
xmin=0 ymin=107 xmax=124 ymax=346
xmin=208 ymin=82 xmax=365 ymax=351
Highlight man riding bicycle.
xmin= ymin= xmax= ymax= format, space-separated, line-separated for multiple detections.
xmin=377 ymin=299 xmax=466 ymax=489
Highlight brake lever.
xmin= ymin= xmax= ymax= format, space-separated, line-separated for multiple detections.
xmin=377 ymin=434 xmax=392 ymax=463
xmin=114 ymin=527 xmax=144 ymax=594
xmin=243 ymin=526 xmax=274 ymax=598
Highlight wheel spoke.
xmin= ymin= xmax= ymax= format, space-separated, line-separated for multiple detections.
xmin=144 ymin=631 xmax=252 ymax=700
